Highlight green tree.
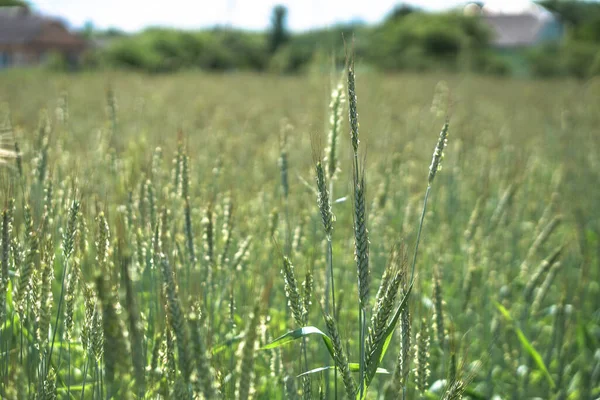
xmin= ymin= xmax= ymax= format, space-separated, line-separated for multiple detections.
xmin=0 ymin=0 xmax=28 ymax=7
xmin=268 ymin=5 xmax=289 ymax=54
xmin=385 ymin=3 xmax=418 ymax=22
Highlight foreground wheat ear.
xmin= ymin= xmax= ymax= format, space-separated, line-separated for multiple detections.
xmin=263 ymin=57 xmax=452 ymax=400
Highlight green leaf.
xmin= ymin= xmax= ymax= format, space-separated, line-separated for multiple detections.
xmin=349 ymin=363 xmax=389 ymax=374
xmin=296 ymin=366 xmax=333 ymax=377
xmin=262 ymin=326 xmax=335 ymax=360
xmin=464 ymin=387 xmax=488 ymax=400
xmin=577 ymin=321 xmax=598 ymax=354
xmin=212 ymin=332 xmax=245 ymax=355
xmin=297 ymin=364 xmax=389 ymax=378
xmin=495 ymin=302 xmax=555 ymax=388
xmin=2 ymin=317 xmax=34 ymax=342
xmin=6 ymin=280 xmax=13 ymax=310
xmin=58 ymin=385 xmax=84 ymax=392
xmin=495 ymin=302 xmax=513 ymax=322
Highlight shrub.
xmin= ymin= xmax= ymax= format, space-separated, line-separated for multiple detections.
xmin=44 ymin=51 xmax=70 ymax=71
xmin=102 ymin=28 xmax=268 ymax=73
xmin=528 ymin=41 xmax=600 ymax=79
xmin=368 ymin=12 xmax=491 ymax=72
xmin=589 ymin=50 xmax=600 ymax=77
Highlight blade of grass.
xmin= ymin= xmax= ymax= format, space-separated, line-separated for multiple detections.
xmin=262 ymin=326 xmax=335 ymax=360
xmin=297 ymin=364 xmax=390 ymax=378
xmin=495 ymin=302 xmax=555 ymax=389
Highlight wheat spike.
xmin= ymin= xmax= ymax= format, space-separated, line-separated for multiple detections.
xmin=38 ymin=238 xmax=54 ymax=350
xmin=428 ymin=122 xmax=449 ymax=185
xmin=184 ymin=197 xmax=196 ymax=264
xmin=519 ymin=214 xmax=562 ymax=279
xmin=172 ymin=376 xmax=192 ymax=400
xmin=399 ymin=288 xmax=412 ymax=386
xmin=282 ymin=256 xmax=305 ymax=326
xmin=202 ymin=205 xmax=215 ymax=270
xmin=41 ymin=367 xmax=57 ymax=400
xmin=347 ymin=60 xmax=360 ymax=155
xmin=279 ymin=122 xmax=290 ymax=199
xmin=531 ymin=261 xmax=562 ymax=315
xmin=0 ymin=208 xmax=12 ymax=324
xmin=302 ymin=268 xmax=313 ymax=325
xmin=232 ymin=235 xmax=252 ymax=271
xmin=62 ymin=199 xmax=80 ymax=260
xmin=302 ymin=375 xmax=312 ymax=400
xmin=160 ymin=255 xmax=193 ymax=382
xmin=315 ymin=162 xmax=334 ymax=237
xmin=523 ymin=245 xmax=563 ymax=302
xmin=463 ymin=197 xmax=483 ymax=243
xmin=164 ymin=323 xmax=177 ymax=383
xmin=353 ymin=169 xmax=370 ymax=309
xmin=441 ymin=379 xmax=466 ymax=400
xmin=16 ymin=204 xmax=38 ymax=317
xmin=235 ymin=302 xmax=260 ymax=400
xmin=122 ymin=254 xmax=146 ymax=396
xmin=324 ymin=313 xmax=356 ymax=399
xmin=433 ymin=267 xmax=446 ymax=349
xmin=325 ymin=82 xmax=345 ymax=180
xmin=284 ymin=375 xmax=298 ymax=400
xmin=64 ymin=260 xmax=79 ymax=342
xmin=189 ymin=305 xmax=220 ymax=399
xmin=414 ymin=318 xmax=431 ymax=396
xmin=366 ymin=248 xmax=405 ymax=375
xmin=219 ymin=194 xmax=234 ymax=267
xmin=95 ymin=272 xmax=130 ymax=394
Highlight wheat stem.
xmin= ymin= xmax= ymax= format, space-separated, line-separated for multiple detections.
xmin=410 ymin=185 xmax=430 ymax=284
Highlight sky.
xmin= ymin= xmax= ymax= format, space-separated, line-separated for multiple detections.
xmin=31 ymin=0 xmax=471 ymax=32
xmin=31 ymin=0 xmax=565 ymax=32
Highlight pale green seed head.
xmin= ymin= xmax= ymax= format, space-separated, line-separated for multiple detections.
xmin=428 ymin=122 xmax=450 ymax=185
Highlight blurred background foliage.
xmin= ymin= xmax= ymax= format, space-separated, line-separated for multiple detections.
xmin=2 ymin=0 xmax=600 ymax=78
xmin=60 ymin=1 xmax=600 ymax=78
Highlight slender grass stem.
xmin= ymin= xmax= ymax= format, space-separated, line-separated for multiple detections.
xmin=92 ymin=360 xmax=97 ymax=400
xmin=358 ymin=307 xmax=366 ymax=398
xmin=410 ymin=185 xmax=431 ymax=284
xmin=328 ymin=244 xmax=336 ymax=322
xmin=327 ymin=238 xmax=338 ymax=400
xmin=81 ymin=355 xmax=90 ymax=400
xmin=302 ymin=337 xmax=309 ymax=371
xmin=100 ymin=356 xmax=104 ymax=400
xmin=47 ymin=257 xmax=70 ymax=374
xmin=67 ymin=341 xmax=71 ymax=399
xmin=324 ymin=179 xmax=335 ymax=400
xmin=19 ymin=317 xmax=22 ymax=364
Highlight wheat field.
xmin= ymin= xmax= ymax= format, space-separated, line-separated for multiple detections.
xmin=0 ymin=67 xmax=599 ymax=399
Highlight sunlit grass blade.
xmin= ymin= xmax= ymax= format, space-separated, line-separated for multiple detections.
xmin=297 ymin=364 xmax=390 ymax=378
xmin=495 ymin=302 xmax=556 ymax=388
xmin=212 ymin=333 xmax=245 ymax=355
xmin=262 ymin=326 xmax=335 ymax=360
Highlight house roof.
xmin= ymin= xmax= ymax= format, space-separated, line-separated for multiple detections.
xmin=477 ymin=0 xmax=562 ymax=48
xmin=483 ymin=14 xmax=548 ymax=47
xmin=482 ymin=0 xmax=554 ymax=20
xmin=0 ymin=7 xmax=46 ymax=44
xmin=0 ymin=7 xmax=83 ymax=47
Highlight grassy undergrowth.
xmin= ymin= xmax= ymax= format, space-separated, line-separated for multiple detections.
xmin=0 ymin=67 xmax=599 ymax=399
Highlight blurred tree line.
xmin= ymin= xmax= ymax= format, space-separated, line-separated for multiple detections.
xmin=73 ymin=2 xmax=600 ymax=78
xmin=0 ymin=0 xmax=28 ymax=6
xmin=527 ymin=0 xmax=600 ymax=77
